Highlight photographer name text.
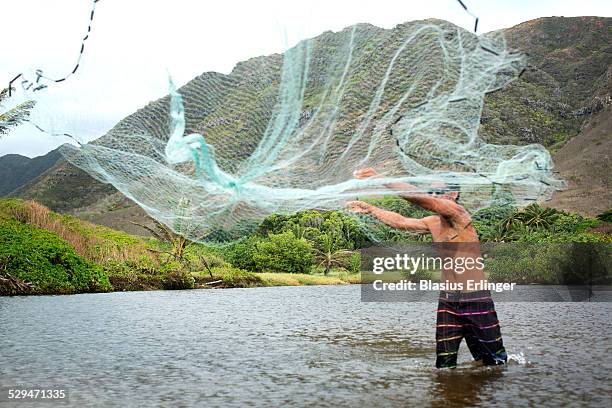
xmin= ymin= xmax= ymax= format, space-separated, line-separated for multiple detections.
xmin=371 ymin=279 xmax=516 ymax=293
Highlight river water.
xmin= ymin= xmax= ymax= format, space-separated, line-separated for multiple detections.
xmin=1 ymin=285 xmax=610 ymax=407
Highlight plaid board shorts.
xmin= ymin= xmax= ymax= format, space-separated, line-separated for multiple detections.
xmin=435 ymin=290 xmax=507 ymax=368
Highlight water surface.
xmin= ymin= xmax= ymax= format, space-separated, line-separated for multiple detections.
xmin=1 ymin=285 xmax=610 ymax=407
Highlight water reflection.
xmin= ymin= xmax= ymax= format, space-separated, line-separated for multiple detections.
xmin=429 ymin=366 xmax=504 ymax=407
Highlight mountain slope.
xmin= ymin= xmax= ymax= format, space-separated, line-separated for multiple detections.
xmin=12 ymin=159 xmax=117 ymax=213
xmin=13 ymin=17 xmax=612 ymax=227
xmin=546 ymin=109 xmax=611 ymax=215
xmin=0 ymin=149 xmax=61 ymax=196
xmin=480 ymin=17 xmax=611 ymax=148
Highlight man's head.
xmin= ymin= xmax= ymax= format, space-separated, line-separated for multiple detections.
xmin=442 ymin=190 xmax=460 ymax=202
xmin=429 ymin=183 xmax=460 ymax=203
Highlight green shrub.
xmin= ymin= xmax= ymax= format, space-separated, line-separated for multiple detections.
xmin=104 ymin=258 xmax=195 ymax=291
xmin=486 ymin=243 xmax=611 ymax=284
xmin=514 ymin=204 xmax=559 ymax=230
xmin=199 ymin=253 xmax=226 ymax=269
xmin=126 ymin=255 xmax=159 ymax=274
xmin=403 ymin=268 xmax=432 ymax=282
xmin=486 ymin=244 xmax=563 ymax=284
xmin=210 ymin=266 xmax=264 ymax=287
xmin=257 ymin=209 xmax=369 ymax=249
xmin=551 ymin=212 xmax=599 ymax=233
xmin=348 ymin=251 xmax=361 ymax=274
xmin=161 ymin=269 xmax=195 ymax=290
xmin=518 ymin=229 xmax=611 ymax=243
xmin=596 ymin=209 xmax=612 ymax=223
xmin=0 ymin=220 xmax=111 ymax=294
xmin=253 ymin=231 xmax=314 ymax=274
xmin=472 ymin=204 xmax=517 ymax=240
xmin=206 ymin=220 xmax=260 ymax=242
xmin=102 ymin=259 xmax=133 ymax=277
xmin=225 ymin=236 xmax=261 ymax=271
xmin=482 ymin=205 xmax=605 ymax=243
xmin=159 ymin=260 xmax=183 ymax=274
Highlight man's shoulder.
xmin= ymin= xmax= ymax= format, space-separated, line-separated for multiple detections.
xmin=454 ymin=203 xmax=473 ymax=221
xmin=424 ymin=204 xmax=472 ymax=226
xmin=421 ymin=215 xmax=442 ymax=227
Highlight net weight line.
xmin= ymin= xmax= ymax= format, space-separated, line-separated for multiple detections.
xmin=28 ymin=121 xmax=82 ymax=146
xmin=455 ymin=0 xmax=479 ymax=33
xmin=7 ymin=0 xmax=101 ymax=97
xmin=8 ymin=0 xmax=476 ymax=98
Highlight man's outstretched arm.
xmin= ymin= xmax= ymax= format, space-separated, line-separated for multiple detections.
xmin=346 ymin=201 xmax=430 ymax=232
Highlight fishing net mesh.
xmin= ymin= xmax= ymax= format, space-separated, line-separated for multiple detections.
xmin=56 ymin=21 xmax=563 ymax=241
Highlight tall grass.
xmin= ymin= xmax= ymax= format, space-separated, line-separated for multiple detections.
xmin=6 ymin=200 xmax=157 ymax=267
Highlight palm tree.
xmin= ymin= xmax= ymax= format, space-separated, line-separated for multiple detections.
xmin=517 ymin=204 xmax=558 ymax=230
xmin=291 ymin=222 xmax=307 ymax=239
xmin=500 ymin=211 xmax=524 ymax=232
xmin=497 ymin=204 xmax=558 ymax=237
xmin=0 ymin=88 xmax=35 ymax=137
xmin=132 ymin=217 xmax=192 ymax=261
xmin=314 ymin=234 xmax=353 ymax=275
xmin=488 ymin=222 xmax=530 ymax=242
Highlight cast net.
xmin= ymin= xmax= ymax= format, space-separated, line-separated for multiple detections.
xmin=49 ymin=20 xmax=563 ymax=241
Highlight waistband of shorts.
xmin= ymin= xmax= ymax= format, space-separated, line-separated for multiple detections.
xmin=439 ymin=290 xmax=492 ymax=301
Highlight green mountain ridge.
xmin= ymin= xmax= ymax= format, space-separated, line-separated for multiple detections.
xmin=0 ymin=150 xmax=61 ymax=196
xmin=7 ymin=16 xmax=611 ymax=230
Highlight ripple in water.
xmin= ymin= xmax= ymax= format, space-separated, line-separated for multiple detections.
xmin=0 ymin=286 xmax=610 ymax=407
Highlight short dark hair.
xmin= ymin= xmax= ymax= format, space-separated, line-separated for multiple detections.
xmin=428 ymin=184 xmax=461 ymax=202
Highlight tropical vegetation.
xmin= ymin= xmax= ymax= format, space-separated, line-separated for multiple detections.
xmin=0 ymin=197 xmax=610 ymax=295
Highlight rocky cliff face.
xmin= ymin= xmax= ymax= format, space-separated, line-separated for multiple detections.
xmin=545 ymin=110 xmax=611 ymax=215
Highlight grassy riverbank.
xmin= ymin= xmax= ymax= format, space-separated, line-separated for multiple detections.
xmin=1 ymin=198 xmax=610 ymax=295
xmin=0 ymin=199 xmax=361 ymax=295
xmin=191 ymin=269 xmax=360 ymax=289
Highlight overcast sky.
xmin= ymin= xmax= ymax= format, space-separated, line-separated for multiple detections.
xmin=1 ymin=0 xmax=610 ymax=157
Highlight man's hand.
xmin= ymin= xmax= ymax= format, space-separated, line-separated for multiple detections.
xmin=347 ymin=200 xmax=430 ymax=232
xmin=346 ymin=200 xmax=372 ymax=214
xmin=353 ymin=167 xmax=380 ymax=179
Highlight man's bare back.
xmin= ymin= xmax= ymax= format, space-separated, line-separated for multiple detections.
xmin=346 ymin=167 xmax=485 ymax=288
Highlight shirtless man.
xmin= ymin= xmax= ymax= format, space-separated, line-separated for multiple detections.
xmin=347 ymin=167 xmax=507 ymax=368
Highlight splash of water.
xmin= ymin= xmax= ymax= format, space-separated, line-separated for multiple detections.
xmin=507 ymin=351 xmax=530 ymax=365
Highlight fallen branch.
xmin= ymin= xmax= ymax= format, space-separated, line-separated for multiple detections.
xmin=0 ymin=270 xmax=34 ymax=294
xmin=204 ymin=280 xmax=223 ymax=285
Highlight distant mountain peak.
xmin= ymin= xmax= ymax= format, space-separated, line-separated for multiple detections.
xmin=0 ymin=149 xmax=62 ymax=196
